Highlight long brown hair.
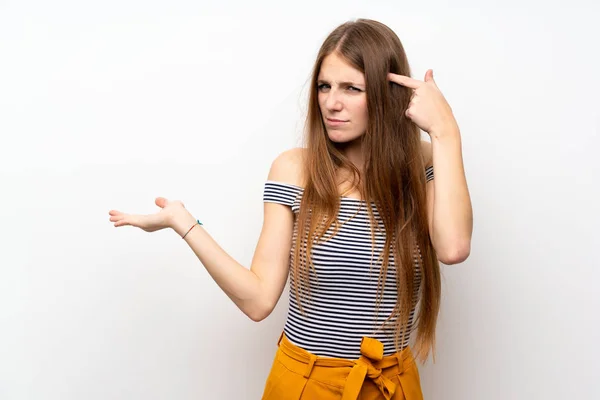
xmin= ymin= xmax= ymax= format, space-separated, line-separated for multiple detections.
xmin=291 ymin=18 xmax=441 ymax=363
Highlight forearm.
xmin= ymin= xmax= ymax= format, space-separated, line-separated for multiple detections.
xmin=169 ymin=211 xmax=266 ymax=320
xmin=430 ymin=123 xmax=473 ymax=262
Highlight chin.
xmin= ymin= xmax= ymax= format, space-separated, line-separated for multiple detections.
xmin=327 ymin=130 xmax=363 ymax=144
xmin=328 ymin=135 xmax=347 ymax=143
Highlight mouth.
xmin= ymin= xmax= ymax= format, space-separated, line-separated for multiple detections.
xmin=325 ymin=118 xmax=349 ymax=126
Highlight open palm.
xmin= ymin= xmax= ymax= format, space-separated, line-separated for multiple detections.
xmin=108 ymin=197 xmax=186 ymax=233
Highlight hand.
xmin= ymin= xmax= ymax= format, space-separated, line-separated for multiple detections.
xmin=108 ymin=197 xmax=188 ymax=233
xmin=388 ymin=69 xmax=457 ymax=135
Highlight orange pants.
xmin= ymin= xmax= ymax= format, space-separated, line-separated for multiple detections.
xmin=261 ymin=333 xmax=423 ymax=400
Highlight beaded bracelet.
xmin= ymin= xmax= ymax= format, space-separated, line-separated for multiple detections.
xmin=182 ymin=219 xmax=203 ymax=239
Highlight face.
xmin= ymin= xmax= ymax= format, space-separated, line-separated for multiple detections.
xmin=317 ymin=52 xmax=368 ymax=144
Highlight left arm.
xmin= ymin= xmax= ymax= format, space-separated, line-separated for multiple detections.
xmin=388 ymin=69 xmax=472 ymax=265
xmin=422 ymin=122 xmax=473 ymax=264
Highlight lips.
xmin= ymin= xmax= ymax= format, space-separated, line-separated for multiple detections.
xmin=325 ymin=118 xmax=349 ymax=127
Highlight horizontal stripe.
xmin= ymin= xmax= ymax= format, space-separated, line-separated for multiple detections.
xmin=263 ymin=171 xmax=431 ymax=359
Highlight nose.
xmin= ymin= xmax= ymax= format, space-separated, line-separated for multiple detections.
xmin=324 ymin=88 xmax=343 ymax=112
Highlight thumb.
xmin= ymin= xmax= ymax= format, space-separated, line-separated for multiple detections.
xmin=425 ymin=69 xmax=434 ymax=83
xmin=155 ymin=197 xmax=169 ymax=208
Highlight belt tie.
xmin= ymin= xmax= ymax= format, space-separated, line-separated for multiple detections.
xmin=341 ymin=337 xmax=397 ymax=400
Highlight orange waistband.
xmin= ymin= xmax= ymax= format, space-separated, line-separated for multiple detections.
xmin=277 ymin=332 xmax=416 ymax=400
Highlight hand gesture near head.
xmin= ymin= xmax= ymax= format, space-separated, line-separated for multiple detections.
xmin=388 ymin=69 xmax=457 ymax=135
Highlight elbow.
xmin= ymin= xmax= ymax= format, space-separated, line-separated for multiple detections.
xmin=247 ymin=311 xmax=269 ymax=322
xmin=437 ymin=239 xmax=471 ymax=265
xmin=246 ymin=301 xmax=276 ymax=322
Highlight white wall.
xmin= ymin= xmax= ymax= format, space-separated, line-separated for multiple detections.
xmin=1 ymin=1 xmax=598 ymax=399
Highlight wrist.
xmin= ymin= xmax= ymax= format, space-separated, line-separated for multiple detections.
xmin=169 ymin=210 xmax=198 ymax=237
xmin=429 ymin=120 xmax=460 ymax=141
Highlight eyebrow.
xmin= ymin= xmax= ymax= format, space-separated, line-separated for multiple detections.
xmin=317 ymin=79 xmax=365 ymax=87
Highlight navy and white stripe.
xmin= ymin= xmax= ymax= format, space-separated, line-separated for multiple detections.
xmin=263 ymin=166 xmax=434 ymax=359
xmin=426 ymin=164 xmax=434 ymax=182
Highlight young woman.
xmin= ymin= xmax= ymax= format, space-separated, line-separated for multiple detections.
xmin=109 ymin=18 xmax=472 ymax=400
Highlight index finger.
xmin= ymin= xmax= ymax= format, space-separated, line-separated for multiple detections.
xmin=387 ymin=73 xmax=423 ymax=89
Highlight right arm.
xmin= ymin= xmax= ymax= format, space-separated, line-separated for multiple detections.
xmin=169 ymin=149 xmax=303 ymax=321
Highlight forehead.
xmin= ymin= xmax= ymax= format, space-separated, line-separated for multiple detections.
xmin=318 ymin=52 xmax=365 ymax=83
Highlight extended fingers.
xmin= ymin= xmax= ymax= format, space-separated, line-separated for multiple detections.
xmin=388 ymin=73 xmax=423 ymax=89
xmin=109 ymin=210 xmax=130 ymax=227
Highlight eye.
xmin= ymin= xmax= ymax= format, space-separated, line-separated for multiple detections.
xmin=348 ymin=86 xmax=362 ymax=92
xmin=317 ymin=83 xmax=330 ymax=91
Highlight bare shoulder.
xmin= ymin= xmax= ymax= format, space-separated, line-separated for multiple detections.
xmin=420 ymin=139 xmax=433 ymax=168
xmin=267 ymin=147 xmax=307 ymax=188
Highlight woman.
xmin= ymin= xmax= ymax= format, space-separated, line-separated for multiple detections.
xmin=109 ymin=18 xmax=472 ymax=400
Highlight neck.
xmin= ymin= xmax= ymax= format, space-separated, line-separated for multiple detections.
xmin=336 ymin=136 xmax=364 ymax=173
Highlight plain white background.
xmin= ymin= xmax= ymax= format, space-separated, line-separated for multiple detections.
xmin=1 ymin=1 xmax=599 ymax=399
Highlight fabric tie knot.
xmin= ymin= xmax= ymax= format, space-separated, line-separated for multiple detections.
xmin=341 ymin=337 xmax=397 ymax=400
